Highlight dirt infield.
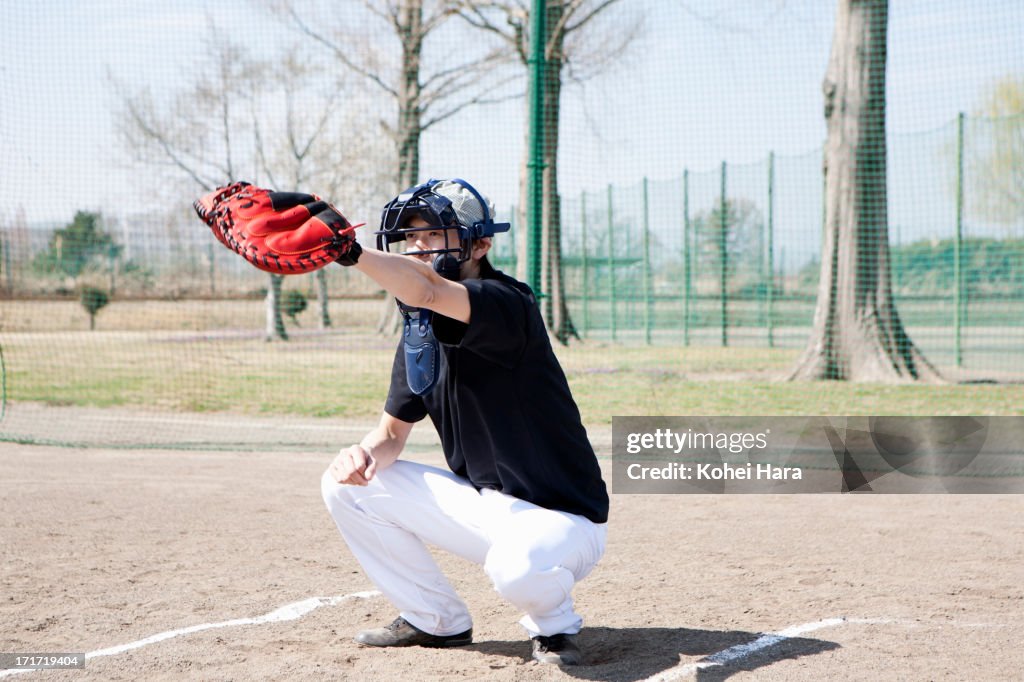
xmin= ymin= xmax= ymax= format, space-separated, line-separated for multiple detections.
xmin=2 ymin=442 xmax=1022 ymax=681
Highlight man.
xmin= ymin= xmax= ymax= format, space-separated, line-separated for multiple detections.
xmin=321 ymin=178 xmax=609 ymax=666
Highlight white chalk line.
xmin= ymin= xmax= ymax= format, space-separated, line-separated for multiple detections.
xmin=0 ymin=590 xmax=381 ymax=678
xmin=642 ymin=618 xmax=848 ymax=682
xmin=639 ymin=616 xmax=1013 ymax=682
xmin=1 ymin=605 xmax=1011 ymax=678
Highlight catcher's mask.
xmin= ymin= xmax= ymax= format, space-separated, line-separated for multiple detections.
xmin=375 ymin=178 xmax=510 ymax=280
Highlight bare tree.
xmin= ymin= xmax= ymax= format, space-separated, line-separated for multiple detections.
xmin=456 ymin=0 xmax=641 ymax=343
xmin=282 ymin=0 xmax=517 ymax=187
xmin=114 ymin=23 xmax=387 ymax=340
xmin=251 ymin=48 xmax=391 ymax=329
xmin=112 ymin=31 xmax=293 ymax=340
xmin=277 ymin=0 xmax=521 ymax=332
xmin=788 ymin=0 xmax=941 ymax=382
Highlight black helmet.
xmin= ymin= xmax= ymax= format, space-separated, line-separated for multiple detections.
xmin=376 ymin=178 xmax=510 ymax=279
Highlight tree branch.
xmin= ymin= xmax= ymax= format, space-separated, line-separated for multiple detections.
xmin=564 ymin=0 xmax=622 ymax=35
xmin=547 ymin=0 xmax=586 ymax=52
xmin=420 ymin=46 xmax=513 ymax=99
xmin=422 ymin=75 xmax=524 ymax=129
xmin=251 ymin=99 xmax=280 ymax=188
xmin=423 ymin=1 xmax=456 ymax=35
xmin=286 ymin=5 xmax=399 ymax=98
xmin=453 ymin=1 xmax=518 ymax=47
xmin=124 ymin=98 xmax=215 ymax=191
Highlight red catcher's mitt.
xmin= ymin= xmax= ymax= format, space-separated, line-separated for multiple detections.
xmin=194 ymin=181 xmax=363 ymax=274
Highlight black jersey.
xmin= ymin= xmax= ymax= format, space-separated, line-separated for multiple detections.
xmin=384 ymin=266 xmax=609 ymax=524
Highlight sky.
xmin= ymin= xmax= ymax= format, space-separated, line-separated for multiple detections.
xmin=1 ymin=0 xmax=1022 ymax=256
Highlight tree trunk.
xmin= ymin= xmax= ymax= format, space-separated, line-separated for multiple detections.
xmin=266 ymin=273 xmax=288 ymax=341
xmin=515 ymin=2 xmax=578 ymax=341
xmin=376 ymin=0 xmax=424 ymax=336
xmin=316 ymin=270 xmax=331 ymax=329
xmin=516 ymin=126 xmax=530 ymax=284
xmin=789 ymin=0 xmax=940 ymax=382
xmin=540 ymin=6 xmax=578 ymax=345
xmin=208 ymin=242 xmax=216 ymax=296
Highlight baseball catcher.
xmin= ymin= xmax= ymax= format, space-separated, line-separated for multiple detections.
xmin=195 ymin=178 xmax=608 ymax=666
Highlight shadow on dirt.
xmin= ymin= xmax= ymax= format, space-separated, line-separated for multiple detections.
xmin=467 ymin=625 xmax=839 ymax=681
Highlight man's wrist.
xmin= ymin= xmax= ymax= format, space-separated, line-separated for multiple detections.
xmin=336 ymin=240 xmax=363 ymax=266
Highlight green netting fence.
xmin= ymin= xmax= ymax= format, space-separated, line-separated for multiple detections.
xmin=2 ymin=113 xmax=1023 ymax=448
xmin=6 ymin=118 xmax=1023 ymax=357
xmin=2 ymin=2 xmax=1022 ymax=450
xmin=491 ymin=114 xmax=1024 ymax=372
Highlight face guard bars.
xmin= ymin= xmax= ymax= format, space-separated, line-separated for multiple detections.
xmin=374 ymin=178 xmax=510 ymax=278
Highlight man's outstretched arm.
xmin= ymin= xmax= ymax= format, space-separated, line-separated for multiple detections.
xmin=353 ymin=248 xmax=471 ymax=323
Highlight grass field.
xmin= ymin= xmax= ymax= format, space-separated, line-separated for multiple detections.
xmin=2 ymin=328 xmax=1023 ymax=424
xmin=0 ymin=298 xmax=388 ymax=333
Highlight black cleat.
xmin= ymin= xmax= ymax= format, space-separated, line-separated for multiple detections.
xmin=531 ymin=633 xmax=582 ymax=665
xmin=354 ymin=617 xmax=473 ymax=648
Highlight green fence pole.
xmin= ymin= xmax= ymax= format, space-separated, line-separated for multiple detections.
xmin=581 ymin=191 xmax=589 ymax=337
xmin=526 ymin=0 xmax=546 ymax=296
xmin=683 ymin=169 xmax=691 ymax=346
xmin=642 ymin=177 xmax=653 ymax=345
xmin=509 ymin=204 xmax=517 ymax=273
xmin=766 ymin=151 xmax=775 ymax=348
xmin=607 ymin=184 xmax=617 ymax=341
xmin=955 ymin=112 xmax=965 ymax=367
xmin=720 ymin=161 xmax=728 ymax=347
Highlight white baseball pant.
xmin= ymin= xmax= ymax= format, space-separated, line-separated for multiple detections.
xmin=321 ymin=459 xmax=607 ymax=638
